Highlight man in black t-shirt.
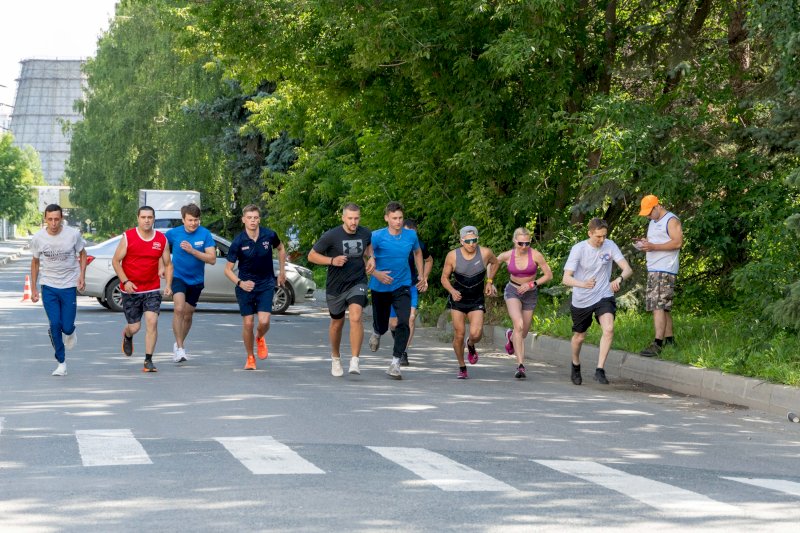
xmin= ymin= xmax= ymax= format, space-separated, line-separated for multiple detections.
xmin=309 ymin=203 xmax=375 ymax=377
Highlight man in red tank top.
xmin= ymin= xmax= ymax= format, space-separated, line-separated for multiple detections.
xmin=112 ymin=206 xmax=173 ymax=372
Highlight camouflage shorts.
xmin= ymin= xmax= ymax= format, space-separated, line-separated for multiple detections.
xmin=645 ymin=272 xmax=676 ymax=311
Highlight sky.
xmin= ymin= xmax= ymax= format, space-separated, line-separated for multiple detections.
xmin=0 ymin=0 xmax=118 ymax=110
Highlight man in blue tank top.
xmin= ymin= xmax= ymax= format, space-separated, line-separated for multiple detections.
xmin=368 ymin=201 xmax=427 ymax=380
xmin=636 ymin=195 xmax=683 ymax=357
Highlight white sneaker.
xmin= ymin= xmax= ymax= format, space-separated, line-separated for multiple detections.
xmin=349 ymin=357 xmax=360 ymax=375
xmin=63 ymin=330 xmax=77 ymax=350
xmin=52 ymin=363 xmax=67 ymax=376
xmin=369 ymin=332 xmax=381 ymax=352
xmin=386 ymin=361 xmax=402 ymax=380
xmin=331 ymin=357 xmax=344 ymax=377
xmin=172 ymin=343 xmax=187 ymax=363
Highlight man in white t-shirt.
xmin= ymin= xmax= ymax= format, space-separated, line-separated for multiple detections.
xmin=30 ymin=204 xmax=87 ymax=376
xmin=563 ymin=218 xmax=633 ymax=385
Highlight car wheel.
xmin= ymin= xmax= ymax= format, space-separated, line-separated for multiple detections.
xmin=104 ymin=279 xmax=124 ymax=312
xmin=272 ymin=284 xmax=294 ymax=314
xmin=97 ymin=297 xmax=111 ymax=309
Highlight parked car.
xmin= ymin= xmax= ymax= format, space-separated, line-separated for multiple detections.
xmin=80 ymin=233 xmax=316 ymax=314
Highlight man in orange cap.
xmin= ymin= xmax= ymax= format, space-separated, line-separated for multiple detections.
xmin=635 ymin=195 xmax=683 ymax=357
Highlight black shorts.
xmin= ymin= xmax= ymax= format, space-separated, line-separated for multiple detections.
xmin=122 ymin=291 xmax=162 ymax=324
xmin=171 ymin=278 xmax=204 ymax=307
xmin=326 ymin=283 xmax=368 ymax=319
xmin=447 ymin=296 xmax=486 ymax=314
xmin=571 ymin=296 xmax=616 ymax=333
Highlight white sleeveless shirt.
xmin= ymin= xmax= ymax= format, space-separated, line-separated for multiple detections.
xmin=646 ymin=211 xmax=680 ymax=274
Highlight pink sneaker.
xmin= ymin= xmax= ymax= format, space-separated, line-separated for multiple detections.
xmin=505 ymin=328 xmax=515 ymax=355
xmin=457 ymin=369 xmax=469 ymax=379
xmin=465 ymin=336 xmax=479 ymax=365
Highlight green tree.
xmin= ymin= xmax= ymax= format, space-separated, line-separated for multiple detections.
xmin=0 ymin=133 xmax=42 ymax=223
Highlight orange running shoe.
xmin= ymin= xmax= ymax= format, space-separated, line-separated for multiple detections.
xmin=256 ymin=336 xmax=268 ymax=359
xmin=244 ymin=353 xmax=257 ymax=370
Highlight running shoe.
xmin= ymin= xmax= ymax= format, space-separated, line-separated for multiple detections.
xmin=457 ymin=369 xmax=468 ymax=379
xmin=172 ymin=343 xmax=187 ymax=363
xmin=331 ymin=357 xmax=344 ymax=377
xmin=349 ymin=357 xmax=361 ymax=375
xmin=639 ymin=342 xmax=662 ymax=357
xmin=52 ymin=362 xmax=67 ymax=376
xmin=399 ymin=351 xmax=409 ymax=366
xmin=594 ymin=368 xmax=609 ymax=385
xmin=143 ymin=360 xmax=157 ymax=373
xmin=386 ymin=361 xmax=402 ymax=380
xmin=244 ymin=354 xmax=257 ymax=370
xmin=122 ymin=332 xmax=133 ymax=356
xmin=571 ymin=363 xmax=582 ymax=385
xmin=63 ymin=330 xmax=77 ymax=350
xmin=256 ymin=336 xmax=269 ymax=359
xmin=465 ymin=336 xmax=479 ymax=365
xmin=504 ymin=328 xmax=514 ymax=355
xmin=515 ymin=364 xmax=526 ymax=379
xmin=369 ymin=332 xmax=381 ymax=352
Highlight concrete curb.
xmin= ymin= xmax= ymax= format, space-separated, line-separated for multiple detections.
xmin=436 ymin=316 xmax=800 ymax=417
xmin=0 ymin=240 xmax=29 ymax=266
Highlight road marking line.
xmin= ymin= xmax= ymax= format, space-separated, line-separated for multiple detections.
xmin=76 ymin=429 xmax=152 ymax=467
xmin=0 ymin=417 xmax=4 ymax=435
xmin=215 ymin=436 xmax=324 ymax=475
xmin=368 ymin=446 xmax=517 ymax=492
xmin=536 ymin=460 xmax=740 ymax=516
xmin=723 ymin=477 xmax=800 ymax=497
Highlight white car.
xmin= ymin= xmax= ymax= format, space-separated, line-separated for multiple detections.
xmin=80 ymin=233 xmax=316 ymax=314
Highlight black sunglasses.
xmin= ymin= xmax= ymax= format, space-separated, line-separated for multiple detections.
xmin=463 ymin=238 xmax=478 ymax=244
xmin=516 ymin=241 xmax=531 ymax=247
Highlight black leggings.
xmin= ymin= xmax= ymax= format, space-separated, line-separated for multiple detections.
xmin=372 ymin=287 xmax=411 ymax=357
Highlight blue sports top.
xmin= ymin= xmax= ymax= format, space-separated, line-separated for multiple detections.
xmin=369 ymin=227 xmax=420 ymax=292
xmin=227 ymin=227 xmax=281 ymax=292
xmin=166 ymin=225 xmax=214 ymax=285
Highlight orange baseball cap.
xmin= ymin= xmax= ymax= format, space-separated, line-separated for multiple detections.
xmin=639 ymin=195 xmax=659 ymax=216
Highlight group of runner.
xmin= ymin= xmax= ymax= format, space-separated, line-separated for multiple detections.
xmin=29 ymin=196 xmax=681 ymax=385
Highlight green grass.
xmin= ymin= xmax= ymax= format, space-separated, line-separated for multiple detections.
xmin=515 ymin=297 xmax=800 ymax=386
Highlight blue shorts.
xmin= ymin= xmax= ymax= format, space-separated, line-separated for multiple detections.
xmin=171 ymin=278 xmax=204 ymax=307
xmin=235 ymin=286 xmax=274 ymax=316
xmin=390 ymin=286 xmax=418 ymax=318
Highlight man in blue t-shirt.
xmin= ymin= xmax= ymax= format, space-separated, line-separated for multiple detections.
xmin=368 ymin=201 xmax=428 ymax=380
xmin=165 ymin=204 xmax=216 ymax=363
xmin=224 ymin=204 xmax=286 ymax=370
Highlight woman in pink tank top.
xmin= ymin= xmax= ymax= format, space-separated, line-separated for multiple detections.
xmin=496 ymin=227 xmax=553 ymax=379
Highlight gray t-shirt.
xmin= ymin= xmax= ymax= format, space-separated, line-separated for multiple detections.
xmin=564 ymin=239 xmax=624 ymax=308
xmin=31 ymin=226 xmax=85 ymax=289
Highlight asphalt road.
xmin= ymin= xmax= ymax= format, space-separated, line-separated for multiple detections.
xmin=1 ymin=254 xmax=800 ymax=532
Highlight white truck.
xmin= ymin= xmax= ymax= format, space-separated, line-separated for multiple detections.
xmin=138 ymin=189 xmax=201 ymax=229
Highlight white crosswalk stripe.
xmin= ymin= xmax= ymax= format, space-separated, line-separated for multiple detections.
xmin=536 ymin=460 xmax=741 ymax=516
xmin=368 ymin=446 xmax=517 ymax=492
xmin=723 ymin=477 xmax=800 ymax=498
xmin=75 ymin=429 xmax=152 ymax=467
xmin=215 ymin=436 xmax=325 ymax=475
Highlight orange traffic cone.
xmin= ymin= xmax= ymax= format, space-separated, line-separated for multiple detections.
xmin=21 ymin=275 xmax=32 ymax=302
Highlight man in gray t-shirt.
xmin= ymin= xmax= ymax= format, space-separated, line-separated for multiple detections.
xmin=563 ymin=218 xmax=632 ymax=386
xmin=30 ymin=204 xmax=86 ymax=376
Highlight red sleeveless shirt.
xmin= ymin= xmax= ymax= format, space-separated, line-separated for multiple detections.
xmin=120 ymin=229 xmax=167 ymax=292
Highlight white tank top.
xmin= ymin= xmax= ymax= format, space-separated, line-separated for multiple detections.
xmin=646 ymin=211 xmax=680 ymax=274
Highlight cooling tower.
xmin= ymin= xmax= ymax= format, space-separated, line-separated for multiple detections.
xmin=9 ymin=59 xmax=85 ymax=185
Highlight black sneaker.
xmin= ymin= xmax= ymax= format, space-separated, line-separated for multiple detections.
xmin=571 ymin=363 xmax=582 ymax=385
xmin=639 ymin=342 xmax=662 ymax=357
xmin=514 ymin=365 xmax=526 ymax=379
xmin=594 ymin=368 xmax=609 ymax=384
xmin=142 ymin=360 xmax=157 ymax=373
xmin=399 ymin=351 xmax=409 ymax=367
xmin=664 ymin=338 xmax=676 ymax=347
xmin=122 ymin=333 xmax=133 ymax=357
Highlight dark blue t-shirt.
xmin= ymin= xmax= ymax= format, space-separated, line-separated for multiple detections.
xmin=227 ymin=227 xmax=281 ymax=292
